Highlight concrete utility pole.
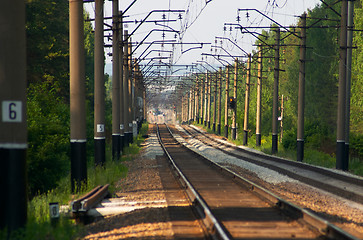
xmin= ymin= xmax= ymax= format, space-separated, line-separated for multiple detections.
xmin=131 ymin=59 xmax=136 ymax=137
xmin=280 ymin=95 xmax=286 ymax=142
xmin=200 ymin=76 xmax=204 ymax=124
xmin=123 ymin=31 xmax=131 ymax=146
xmin=272 ymin=28 xmax=280 ymax=154
xmin=243 ymin=54 xmax=251 ymax=145
xmin=297 ymin=13 xmax=307 ymax=162
xmin=119 ymin=11 xmax=124 ymax=152
xmin=189 ymin=90 xmax=192 ymax=123
xmin=213 ymin=73 xmax=218 ymax=132
xmin=207 ymin=74 xmax=212 ymax=128
xmin=224 ymin=66 xmax=230 ymax=138
xmin=336 ymin=0 xmax=348 ymax=170
xmin=217 ymin=68 xmax=222 ymax=135
xmin=256 ymin=45 xmax=263 ymax=146
xmin=94 ymin=0 xmax=105 ymax=166
xmin=143 ymin=86 xmax=146 ymax=122
xmin=0 ymin=0 xmax=27 ymax=231
xmin=345 ymin=0 xmax=354 ymax=168
xmin=70 ymin=0 xmax=87 ymax=192
xmin=195 ymin=76 xmax=199 ymax=124
xmin=128 ymin=41 xmax=134 ymax=142
xmin=194 ymin=80 xmax=199 ymax=124
xmin=204 ymin=72 xmax=208 ymax=126
xmin=111 ymin=0 xmax=120 ymax=160
xmin=231 ymin=59 xmax=238 ymax=140
xmin=182 ymin=95 xmax=186 ymax=122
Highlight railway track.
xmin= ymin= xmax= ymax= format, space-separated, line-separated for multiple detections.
xmin=156 ymin=123 xmax=358 ymax=240
xmin=179 ymin=124 xmax=363 ymax=205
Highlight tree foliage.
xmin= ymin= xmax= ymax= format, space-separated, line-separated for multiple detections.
xmin=26 ymin=0 xmax=95 ymax=197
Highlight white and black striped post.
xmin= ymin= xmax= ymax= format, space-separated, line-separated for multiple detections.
xmin=70 ymin=0 xmax=87 ymax=192
xmin=0 ymin=1 xmax=28 ymax=231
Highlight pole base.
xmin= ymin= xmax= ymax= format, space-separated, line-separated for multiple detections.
xmin=0 ymin=148 xmax=27 ymax=231
xmin=224 ymin=125 xmax=228 ymax=138
xmin=212 ymin=123 xmax=216 ymax=132
xmin=208 ymin=121 xmax=210 ymax=129
xmin=231 ymin=128 xmax=236 ymax=140
xmin=256 ymin=134 xmax=261 ymax=146
xmin=297 ymin=139 xmax=304 ymax=162
xmin=217 ymin=124 xmax=221 ymax=135
xmin=336 ymin=141 xmax=347 ymax=170
xmin=71 ymin=141 xmax=87 ymax=193
xmin=120 ymin=134 xmax=125 ymax=152
xmin=243 ymin=130 xmax=248 ymax=146
xmin=112 ymin=135 xmax=120 ymax=160
xmin=94 ymin=138 xmax=105 ymax=166
xmin=272 ymin=134 xmax=278 ymax=154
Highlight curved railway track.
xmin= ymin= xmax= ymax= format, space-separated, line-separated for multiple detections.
xmin=156 ymin=123 xmax=358 ymax=240
xmin=179 ymin=124 xmax=363 ymax=205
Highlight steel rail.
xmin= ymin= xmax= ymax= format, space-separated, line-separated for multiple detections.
xmin=186 ymin=125 xmax=363 ymax=204
xmin=156 ymin=123 xmax=230 ymax=240
xmin=170 ymin=125 xmax=359 ymax=240
xmin=71 ymin=184 xmax=110 ymax=213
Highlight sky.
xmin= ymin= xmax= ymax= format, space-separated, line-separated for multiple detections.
xmin=84 ymin=0 xmax=321 ymax=75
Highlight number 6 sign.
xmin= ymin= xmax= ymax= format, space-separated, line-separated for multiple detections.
xmin=2 ymin=101 xmax=22 ymax=122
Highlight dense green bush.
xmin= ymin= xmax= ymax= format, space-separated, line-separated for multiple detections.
xmin=27 ymin=83 xmax=70 ymax=198
xmin=282 ymin=128 xmax=297 ymax=150
xmin=350 ymin=133 xmax=363 ymax=160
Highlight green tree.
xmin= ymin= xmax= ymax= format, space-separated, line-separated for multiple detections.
xmin=26 ymin=0 xmax=96 ymax=197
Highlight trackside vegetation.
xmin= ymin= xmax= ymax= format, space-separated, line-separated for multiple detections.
xmin=1 ymin=124 xmax=148 ymax=240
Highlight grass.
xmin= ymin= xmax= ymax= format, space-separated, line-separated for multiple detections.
xmin=1 ymin=123 xmax=149 ymax=240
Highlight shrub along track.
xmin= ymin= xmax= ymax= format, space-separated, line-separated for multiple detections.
xmin=157 ymin=123 xmax=358 ymax=239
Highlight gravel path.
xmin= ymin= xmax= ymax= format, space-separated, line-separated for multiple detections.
xmin=79 ymin=132 xmax=203 ymax=239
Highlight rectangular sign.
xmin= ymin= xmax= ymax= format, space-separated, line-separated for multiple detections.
xmin=97 ymin=124 xmax=105 ymax=133
xmin=2 ymin=101 xmax=22 ymax=122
